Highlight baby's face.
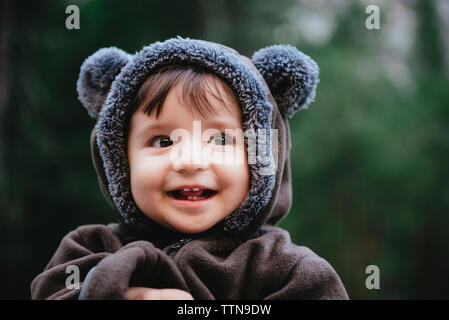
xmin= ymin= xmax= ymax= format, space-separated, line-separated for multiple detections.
xmin=127 ymin=82 xmax=250 ymax=234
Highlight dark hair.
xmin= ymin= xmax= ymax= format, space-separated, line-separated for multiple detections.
xmin=128 ymin=64 xmax=239 ymax=120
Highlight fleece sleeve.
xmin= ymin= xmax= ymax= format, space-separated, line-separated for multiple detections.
xmin=30 ymin=224 xmax=123 ymax=300
xmin=264 ymin=253 xmax=349 ymax=300
xmin=78 ymin=240 xmax=190 ymax=299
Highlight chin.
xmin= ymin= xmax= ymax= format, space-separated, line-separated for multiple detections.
xmin=176 ymin=226 xmax=207 ymax=234
xmin=172 ymin=222 xmax=210 ymax=234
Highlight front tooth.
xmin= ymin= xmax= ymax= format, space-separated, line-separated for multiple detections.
xmin=192 ymin=188 xmax=200 ymax=191
xmin=183 ymin=188 xmax=191 ymax=191
xmin=188 ymin=196 xmax=198 ymax=200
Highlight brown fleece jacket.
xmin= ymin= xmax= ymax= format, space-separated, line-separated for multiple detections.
xmin=30 ymin=37 xmax=349 ymax=300
xmin=31 ymin=224 xmax=347 ymax=299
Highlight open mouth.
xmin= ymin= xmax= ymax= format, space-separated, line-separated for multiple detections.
xmin=166 ymin=188 xmax=218 ymax=201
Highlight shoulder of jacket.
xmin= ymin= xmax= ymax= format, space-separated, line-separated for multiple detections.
xmin=262 ymin=227 xmax=348 ymax=299
xmin=63 ymin=223 xmax=123 ymax=250
xmin=257 ymin=225 xmax=327 ymax=261
xmin=66 ymin=223 xmax=116 ymax=237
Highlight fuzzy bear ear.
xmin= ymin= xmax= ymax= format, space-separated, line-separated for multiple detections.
xmin=77 ymin=47 xmax=131 ymax=119
xmin=252 ymin=45 xmax=319 ymax=119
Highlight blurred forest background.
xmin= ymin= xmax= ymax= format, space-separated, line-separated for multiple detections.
xmin=1 ymin=0 xmax=448 ymax=299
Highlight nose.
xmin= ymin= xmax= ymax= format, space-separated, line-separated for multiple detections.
xmin=171 ymin=138 xmax=210 ymax=173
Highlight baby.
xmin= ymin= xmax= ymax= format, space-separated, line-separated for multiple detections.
xmin=31 ymin=37 xmax=348 ymax=300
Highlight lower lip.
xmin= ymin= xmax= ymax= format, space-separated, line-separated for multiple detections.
xmin=166 ymin=192 xmax=217 ymax=209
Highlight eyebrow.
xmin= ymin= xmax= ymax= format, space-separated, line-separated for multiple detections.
xmin=203 ymin=118 xmax=242 ymax=130
xmin=141 ymin=122 xmax=169 ymax=132
xmin=140 ymin=118 xmax=241 ymax=134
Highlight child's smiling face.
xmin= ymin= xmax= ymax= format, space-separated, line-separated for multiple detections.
xmin=127 ymin=77 xmax=250 ymax=234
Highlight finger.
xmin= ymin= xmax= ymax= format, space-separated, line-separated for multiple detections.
xmin=125 ymin=287 xmax=153 ymax=300
xmin=146 ymin=289 xmax=194 ymax=300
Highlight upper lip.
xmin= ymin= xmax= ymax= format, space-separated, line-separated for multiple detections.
xmin=166 ymin=185 xmax=217 ymax=192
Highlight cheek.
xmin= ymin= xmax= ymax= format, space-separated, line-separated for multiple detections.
xmin=216 ymin=161 xmax=250 ymax=193
xmin=216 ymin=145 xmax=250 ymax=190
xmin=129 ymin=154 xmax=168 ymax=196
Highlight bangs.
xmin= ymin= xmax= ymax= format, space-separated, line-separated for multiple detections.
xmin=129 ymin=64 xmax=238 ymax=120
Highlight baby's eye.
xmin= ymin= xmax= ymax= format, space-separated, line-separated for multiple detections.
xmin=149 ymin=135 xmax=173 ymax=148
xmin=208 ymin=132 xmax=234 ymax=146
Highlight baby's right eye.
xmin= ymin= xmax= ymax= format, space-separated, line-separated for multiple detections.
xmin=149 ymin=135 xmax=173 ymax=148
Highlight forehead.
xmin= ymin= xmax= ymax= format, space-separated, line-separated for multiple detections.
xmin=131 ymin=81 xmax=243 ymax=131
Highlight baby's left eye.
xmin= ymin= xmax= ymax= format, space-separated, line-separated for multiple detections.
xmin=208 ymin=133 xmax=233 ymax=146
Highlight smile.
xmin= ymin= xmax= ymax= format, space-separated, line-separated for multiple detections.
xmin=166 ymin=187 xmax=218 ymax=208
xmin=166 ymin=188 xmax=217 ymax=200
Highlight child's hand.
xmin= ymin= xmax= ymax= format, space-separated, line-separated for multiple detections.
xmin=125 ymin=287 xmax=194 ymax=300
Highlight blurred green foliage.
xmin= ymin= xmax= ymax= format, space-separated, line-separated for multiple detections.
xmin=0 ymin=0 xmax=448 ymax=299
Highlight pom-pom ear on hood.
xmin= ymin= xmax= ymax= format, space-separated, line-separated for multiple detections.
xmin=77 ymin=47 xmax=131 ymax=119
xmin=252 ymin=45 xmax=319 ymax=119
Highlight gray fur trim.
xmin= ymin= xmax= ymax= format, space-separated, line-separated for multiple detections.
xmin=77 ymin=47 xmax=131 ymax=119
xmin=252 ymin=45 xmax=319 ymax=119
xmin=95 ymin=37 xmax=276 ymax=234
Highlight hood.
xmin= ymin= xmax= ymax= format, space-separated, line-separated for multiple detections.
xmin=77 ymin=37 xmax=319 ymax=242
